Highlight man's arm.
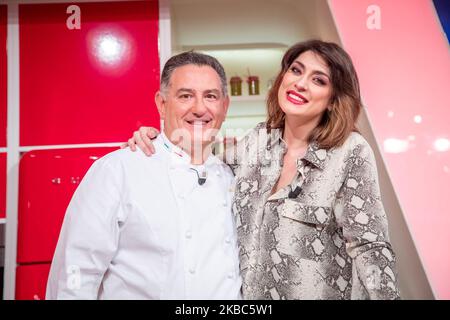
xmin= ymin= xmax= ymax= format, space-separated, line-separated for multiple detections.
xmin=46 ymin=157 xmax=124 ymax=299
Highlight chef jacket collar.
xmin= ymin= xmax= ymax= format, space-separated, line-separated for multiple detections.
xmin=158 ymin=131 xmax=220 ymax=167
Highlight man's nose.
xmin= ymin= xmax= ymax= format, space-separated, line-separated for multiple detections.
xmin=191 ymin=97 xmax=208 ymax=115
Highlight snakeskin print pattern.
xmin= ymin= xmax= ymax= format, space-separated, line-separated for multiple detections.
xmin=224 ymin=122 xmax=400 ymax=300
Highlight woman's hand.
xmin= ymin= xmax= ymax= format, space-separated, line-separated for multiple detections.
xmin=121 ymin=126 xmax=160 ymax=156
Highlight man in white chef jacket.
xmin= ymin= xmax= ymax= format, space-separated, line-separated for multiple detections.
xmin=46 ymin=52 xmax=242 ymax=300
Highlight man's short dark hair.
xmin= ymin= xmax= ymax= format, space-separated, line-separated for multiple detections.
xmin=160 ymin=51 xmax=228 ymax=97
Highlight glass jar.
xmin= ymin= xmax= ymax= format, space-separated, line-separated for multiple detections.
xmin=247 ymin=76 xmax=260 ymax=95
xmin=230 ymin=76 xmax=242 ymax=96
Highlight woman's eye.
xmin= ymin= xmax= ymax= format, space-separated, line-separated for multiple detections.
xmin=290 ymin=66 xmax=301 ymax=74
xmin=314 ymin=78 xmax=326 ymax=86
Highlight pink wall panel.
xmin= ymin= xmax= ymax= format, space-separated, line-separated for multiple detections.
xmin=329 ymin=0 xmax=450 ymax=298
xmin=19 ymin=1 xmax=160 ymax=146
xmin=0 ymin=5 xmax=6 ymax=147
xmin=0 ymin=153 xmax=5 ymax=219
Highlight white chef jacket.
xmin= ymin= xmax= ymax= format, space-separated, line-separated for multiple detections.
xmin=46 ymin=133 xmax=242 ymax=300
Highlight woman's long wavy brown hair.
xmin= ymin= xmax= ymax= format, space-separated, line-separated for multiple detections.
xmin=266 ymin=40 xmax=363 ymax=149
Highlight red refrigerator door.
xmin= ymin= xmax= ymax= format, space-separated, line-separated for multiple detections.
xmin=19 ymin=1 xmax=160 ymax=146
xmin=17 ymin=147 xmax=116 ymax=264
xmin=0 ymin=153 xmax=5 ymax=219
xmin=0 ymin=5 xmax=6 ymax=147
xmin=16 ymin=264 xmax=51 ymax=300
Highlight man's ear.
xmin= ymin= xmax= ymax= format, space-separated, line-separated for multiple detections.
xmin=223 ymin=95 xmax=230 ymax=118
xmin=155 ymin=91 xmax=166 ymax=119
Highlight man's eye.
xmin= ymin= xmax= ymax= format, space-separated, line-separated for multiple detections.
xmin=205 ymin=94 xmax=218 ymax=100
xmin=179 ymin=94 xmax=192 ymax=100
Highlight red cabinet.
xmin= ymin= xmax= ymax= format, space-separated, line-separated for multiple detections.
xmin=19 ymin=1 xmax=160 ymax=146
xmin=0 ymin=5 xmax=6 ymax=148
xmin=16 ymin=147 xmax=115 ymax=299
xmin=0 ymin=153 xmax=5 ymax=219
xmin=15 ymin=264 xmax=51 ymax=300
xmin=17 ymin=147 xmax=115 ymax=264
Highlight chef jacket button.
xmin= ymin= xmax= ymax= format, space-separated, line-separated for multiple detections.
xmin=185 ymin=231 xmax=192 ymax=239
xmin=189 ymin=267 xmax=196 ymax=274
xmin=169 ymin=165 xmax=175 ymax=170
xmin=227 ymin=272 xmax=234 ymax=279
xmin=222 ymin=200 xmax=227 ymax=206
xmin=225 ymin=237 xmax=231 ymax=244
xmin=179 ymin=194 xmax=185 ymax=200
xmin=216 ymin=170 xmax=221 ymax=177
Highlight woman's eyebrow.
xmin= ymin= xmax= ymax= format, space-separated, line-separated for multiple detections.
xmin=292 ymin=60 xmax=330 ymax=79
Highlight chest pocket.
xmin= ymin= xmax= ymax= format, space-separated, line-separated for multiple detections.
xmin=275 ymin=199 xmax=333 ymax=258
xmin=280 ymin=199 xmax=332 ymax=226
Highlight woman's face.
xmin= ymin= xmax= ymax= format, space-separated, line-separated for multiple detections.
xmin=277 ymin=50 xmax=333 ymax=125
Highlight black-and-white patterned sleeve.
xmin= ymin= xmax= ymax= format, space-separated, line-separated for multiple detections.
xmin=337 ymin=142 xmax=401 ymax=300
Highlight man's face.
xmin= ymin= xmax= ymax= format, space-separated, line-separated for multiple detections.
xmin=155 ymin=64 xmax=229 ymax=151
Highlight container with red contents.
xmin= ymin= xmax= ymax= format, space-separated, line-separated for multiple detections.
xmin=247 ymin=75 xmax=260 ymax=95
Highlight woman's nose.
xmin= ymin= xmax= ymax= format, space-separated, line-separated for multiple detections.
xmin=294 ymin=76 xmax=308 ymax=91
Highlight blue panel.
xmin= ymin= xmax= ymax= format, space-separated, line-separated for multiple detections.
xmin=433 ymin=0 xmax=450 ymax=41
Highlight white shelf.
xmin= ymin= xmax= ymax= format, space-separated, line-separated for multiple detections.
xmin=0 ymin=218 xmax=5 ymax=224
xmin=228 ymin=98 xmax=266 ymax=118
xmin=230 ymin=95 xmax=265 ymax=103
xmin=18 ymin=142 xmax=123 ymax=152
